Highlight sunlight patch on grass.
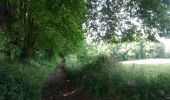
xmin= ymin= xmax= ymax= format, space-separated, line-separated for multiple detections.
xmin=121 ymin=60 xmax=170 ymax=77
xmin=121 ymin=59 xmax=170 ymax=64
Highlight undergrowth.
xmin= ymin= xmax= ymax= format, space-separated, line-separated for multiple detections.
xmin=0 ymin=60 xmax=54 ymax=100
xmin=1 ymin=54 xmax=170 ymax=100
xmin=66 ymin=55 xmax=170 ymax=100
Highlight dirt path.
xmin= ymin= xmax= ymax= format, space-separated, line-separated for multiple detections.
xmin=41 ymin=58 xmax=170 ymax=100
xmin=41 ymin=69 xmax=94 ymax=100
xmin=41 ymin=72 xmax=120 ymax=100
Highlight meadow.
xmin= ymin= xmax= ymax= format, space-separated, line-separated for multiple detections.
xmin=65 ymin=55 xmax=170 ymax=100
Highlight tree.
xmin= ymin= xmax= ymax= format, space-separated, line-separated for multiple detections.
xmin=0 ymin=0 xmax=87 ymax=59
xmin=85 ymin=0 xmax=170 ymax=43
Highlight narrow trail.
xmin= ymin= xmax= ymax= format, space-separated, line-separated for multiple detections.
xmin=41 ymin=58 xmax=170 ymax=100
xmin=41 ymin=68 xmax=121 ymax=100
xmin=41 ymin=69 xmax=93 ymax=100
xmin=41 ymin=54 xmax=93 ymax=100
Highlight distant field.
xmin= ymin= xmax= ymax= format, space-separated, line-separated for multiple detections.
xmin=121 ymin=59 xmax=170 ymax=77
xmin=121 ymin=59 xmax=170 ymax=64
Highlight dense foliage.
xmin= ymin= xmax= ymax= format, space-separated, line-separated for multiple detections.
xmin=1 ymin=0 xmax=170 ymax=100
xmin=67 ymin=55 xmax=170 ymax=100
xmin=85 ymin=0 xmax=170 ymax=42
xmin=0 ymin=0 xmax=86 ymax=59
xmin=0 ymin=61 xmax=51 ymax=100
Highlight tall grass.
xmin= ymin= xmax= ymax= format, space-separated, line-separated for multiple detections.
xmin=0 ymin=60 xmax=54 ymax=100
xmin=1 ymin=54 xmax=170 ymax=100
xmin=66 ymin=55 xmax=170 ymax=100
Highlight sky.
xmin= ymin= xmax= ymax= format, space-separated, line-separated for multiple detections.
xmin=159 ymin=38 xmax=170 ymax=52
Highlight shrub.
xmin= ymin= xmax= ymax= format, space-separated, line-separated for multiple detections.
xmin=67 ymin=55 xmax=170 ymax=100
xmin=0 ymin=61 xmax=50 ymax=100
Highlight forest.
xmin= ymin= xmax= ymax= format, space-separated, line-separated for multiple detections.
xmin=0 ymin=0 xmax=170 ymax=100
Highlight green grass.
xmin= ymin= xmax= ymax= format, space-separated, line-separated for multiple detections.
xmin=121 ymin=63 xmax=170 ymax=100
xmin=123 ymin=63 xmax=170 ymax=77
xmin=1 ymin=55 xmax=170 ymax=100
xmin=0 ymin=60 xmax=55 ymax=100
xmin=66 ymin=56 xmax=170 ymax=100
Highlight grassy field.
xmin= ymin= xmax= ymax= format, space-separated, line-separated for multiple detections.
xmin=66 ymin=57 xmax=170 ymax=100
xmin=122 ymin=59 xmax=170 ymax=77
xmin=119 ymin=61 xmax=170 ymax=100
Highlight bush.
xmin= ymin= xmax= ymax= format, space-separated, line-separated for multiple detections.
xmin=67 ymin=55 xmax=170 ymax=100
xmin=0 ymin=61 xmax=51 ymax=100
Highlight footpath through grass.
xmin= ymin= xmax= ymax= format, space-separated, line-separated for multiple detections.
xmin=1 ymin=57 xmax=170 ymax=100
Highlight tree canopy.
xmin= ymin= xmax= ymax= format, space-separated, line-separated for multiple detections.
xmin=0 ymin=0 xmax=170 ymax=59
xmin=85 ymin=0 xmax=170 ymax=42
xmin=0 ymin=0 xmax=86 ymax=59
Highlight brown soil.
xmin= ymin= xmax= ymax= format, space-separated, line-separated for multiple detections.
xmin=41 ymin=67 xmax=95 ymax=100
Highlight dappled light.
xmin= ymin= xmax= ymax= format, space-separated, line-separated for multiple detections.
xmin=1 ymin=0 xmax=170 ymax=100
